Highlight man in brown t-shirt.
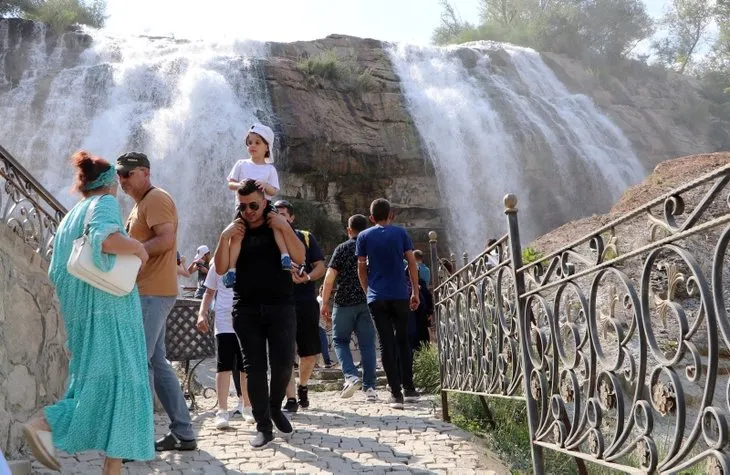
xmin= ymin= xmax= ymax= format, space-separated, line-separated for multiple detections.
xmin=117 ymin=152 xmax=197 ymax=451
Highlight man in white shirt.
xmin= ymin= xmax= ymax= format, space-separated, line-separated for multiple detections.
xmin=196 ymin=263 xmax=254 ymax=429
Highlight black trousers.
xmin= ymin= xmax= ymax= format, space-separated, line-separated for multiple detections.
xmin=233 ymin=303 xmax=296 ymax=433
xmin=368 ymin=299 xmax=414 ymax=396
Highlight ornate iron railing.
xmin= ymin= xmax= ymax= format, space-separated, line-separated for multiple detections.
xmin=430 ymin=163 xmax=730 ymax=474
xmin=0 ymin=144 xmax=66 ymax=260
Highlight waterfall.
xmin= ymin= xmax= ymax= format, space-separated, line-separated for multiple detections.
xmin=0 ymin=23 xmax=273 ymax=261
xmin=387 ymin=42 xmax=646 ymax=255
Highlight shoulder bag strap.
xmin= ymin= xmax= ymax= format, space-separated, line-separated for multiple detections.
xmin=82 ymin=195 xmax=101 ymax=236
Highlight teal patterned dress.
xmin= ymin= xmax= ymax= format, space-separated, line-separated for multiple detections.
xmin=46 ymin=194 xmax=154 ymax=461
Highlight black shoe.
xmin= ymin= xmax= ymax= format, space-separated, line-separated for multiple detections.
xmin=389 ymin=394 xmax=404 ymax=409
xmin=297 ymin=384 xmax=310 ymax=408
xmin=404 ymin=388 xmax=420 ymax=402
xmin=250 ymin=431 xmax=274 ymax=450
xmin=155 ymin=432 xmax=197 ymax=452
xmin=271 ymin=409 xmax=293 ymax=437
xmin=283 ymin=397 xmax=299 ymax=413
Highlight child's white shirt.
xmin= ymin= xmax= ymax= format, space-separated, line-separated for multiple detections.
xmin=228 ymin=159 xmax=280 ymax=201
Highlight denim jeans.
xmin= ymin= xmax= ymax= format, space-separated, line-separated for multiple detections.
xmin=140 ymin=295 xmax=195 ymax=441
xmin=368 ymin=299 xmax=414 ymax=396
xmin=319 ymin=326 xmax=331 ymax=364
xmin=233 ymin=304 xmax=296 ymax=434
xmin=332 ymin=303 xmax=377 ymax=390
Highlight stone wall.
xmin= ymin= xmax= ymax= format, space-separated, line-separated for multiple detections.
xmin=0 ymin=224 xmax=67 ymax=459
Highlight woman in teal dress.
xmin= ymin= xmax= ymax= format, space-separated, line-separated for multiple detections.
xmin=23 ymin=151 xmax=154 ymax=475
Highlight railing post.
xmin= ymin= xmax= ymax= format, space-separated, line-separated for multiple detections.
xmin=462 ymin=251 xmax=469 ymax=266
xmin=504 ymin=194 xmax=544 ymax=474
xmin=428 ymin=231 xmax=450 ymax=422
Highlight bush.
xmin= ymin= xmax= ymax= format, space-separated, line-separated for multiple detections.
xmin=25 ymin=0 xmax=106 ymax=32
xmin=412 ymin=344 xmax=440 ymax=395
xmin=297 ymin=49 xmax=376 ymax=94
xmin=521 ymin=246 xmax=543 ymax=265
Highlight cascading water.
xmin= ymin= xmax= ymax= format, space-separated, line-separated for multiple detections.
xmin=388 ymin=42 xmax=646 ymax=255
xmin=0 ymin=22 xmax=273 ymax=261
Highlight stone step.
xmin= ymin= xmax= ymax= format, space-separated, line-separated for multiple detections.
xmin=296 ymin=367 xmax=386 ymax=381
xmin=308 ymin=376 xmax=389 ymax=392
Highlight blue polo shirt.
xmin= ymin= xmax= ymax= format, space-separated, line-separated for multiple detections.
xmin=356 ymin=224 xmax=414 ymax=303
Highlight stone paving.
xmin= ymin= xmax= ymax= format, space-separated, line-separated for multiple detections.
xmin=31 ymin=390 xmax=509 ymax=474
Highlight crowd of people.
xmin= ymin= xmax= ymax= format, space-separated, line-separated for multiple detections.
xmin=21 ymin=122 xmax=435 ymax=473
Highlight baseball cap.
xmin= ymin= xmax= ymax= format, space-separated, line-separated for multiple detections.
xmin=247 ymin=123 xmax=275 ymax=164
xmin=116 ymin=152 xmax=150 ymax=172
xmin=273 ymin=199 xmax=294 ymax=215
xmin=194 ymin=245 xmax=210 ymax=260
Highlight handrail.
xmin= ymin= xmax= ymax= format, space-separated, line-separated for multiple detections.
xmin=0 ymin=144 xmax=67 ymax=260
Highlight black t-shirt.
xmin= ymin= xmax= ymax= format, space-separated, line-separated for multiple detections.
xmin=196 ymin=261 xmax=209 ymax=289
xmin=328 ymin=238 xmax=367 ymax=307
xmin=293 ymin=229 xmax=325 ymax=303
xmin=234 ymin=224 xmax=294 ymax=305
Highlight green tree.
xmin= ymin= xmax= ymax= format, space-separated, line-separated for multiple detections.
xmin=0 ymin=0 xmax=106 ymax=31
xmin=652 ymin=0 xmax=717 ymax=74
xmin=432 ymin=0 xmax=476 ymax=45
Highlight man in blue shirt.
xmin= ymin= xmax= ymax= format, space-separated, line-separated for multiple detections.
xmin=413 ymin=250 xmax=431 ymax=288
xmin=356 ymin=198 xmax=420 ymax=409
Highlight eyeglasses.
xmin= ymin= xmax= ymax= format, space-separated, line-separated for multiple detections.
xmin=237 ymin=201 xmax=261 ymax=212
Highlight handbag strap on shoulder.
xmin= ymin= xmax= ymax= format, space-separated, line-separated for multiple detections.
xmin=82 ymin=195 xmax=102 ymax=236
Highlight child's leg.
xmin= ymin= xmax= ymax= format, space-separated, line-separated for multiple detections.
xmin=274 ymin=227 xmax=292 ymax=269
xmin=222 ymin=237 xmax=240 ymax=288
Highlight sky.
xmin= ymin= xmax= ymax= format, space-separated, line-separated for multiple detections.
xmin=104 ymin=0 xmax=670 ymax=45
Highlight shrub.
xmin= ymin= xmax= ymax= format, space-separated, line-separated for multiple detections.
xmin=412 ymin=344 xmax=440 ymax=394
xmin=521 ymin=246 xmax=543 ymax=265
xmin=297 ymin=49 xmax=376 ymax=94
xmin=297 ymin=50 xmax=343 ymax=82
xmin=26 ymin=0 xmax=106 ymax=32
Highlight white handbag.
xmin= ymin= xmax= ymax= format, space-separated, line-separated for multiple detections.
xmin=66 ymin=195 xmax=142 ymax=297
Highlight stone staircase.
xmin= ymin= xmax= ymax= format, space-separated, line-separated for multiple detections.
xmin=299 ymin=366 xmax=388 ymax=392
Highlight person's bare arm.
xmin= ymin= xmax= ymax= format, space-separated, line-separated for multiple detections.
xmin=357 ymin=257 xmax=368 ymax=294
xmin=196 ymin=288 xmax=215 ymax=333
xmin=320 ymin=267 xmax=338 ymax=320
xmin=227 ymin=178 xmax=240 ymax=191
xmin=405 ymin=250 xmax=420 ymax=310
xmin=143 ymin=222 xmax=175 ymax=257
xmin=102 ymin=232 xmax=148 ymax=264
xmin=214 ymin=220 xmax=245 ymax=275
xmin=308 ymin=260 xmax=326 ymax=281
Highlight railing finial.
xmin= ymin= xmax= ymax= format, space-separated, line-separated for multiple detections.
xmin=429 ymin=230 xmax=438 ymax=242
xmin=504 ymin=193 xmax=518 ymax=212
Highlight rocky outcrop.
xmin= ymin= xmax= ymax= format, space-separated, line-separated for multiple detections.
xmin=0 ymin=224 xmax=67 ymax=459
xmin=265 ymin=35 xmax=442 ymax=249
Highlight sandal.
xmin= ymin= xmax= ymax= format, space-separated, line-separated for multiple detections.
xmin=22 ymin=424 xmax=61 ymax=472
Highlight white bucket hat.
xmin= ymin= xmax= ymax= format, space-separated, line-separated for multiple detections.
xmin=247 ymin=123 xmax=275 ymax=164
xmin=194 ymin=245 xmax=210 ymax=261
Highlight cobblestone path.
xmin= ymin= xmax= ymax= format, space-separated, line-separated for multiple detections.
xmin=31 ymin=390 xmax=509 ymax=474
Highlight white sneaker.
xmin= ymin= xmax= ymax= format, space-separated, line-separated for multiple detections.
xmin=365 ymin=387 xmax=378 ymax=402
xmin=340 ymin=377 xmax=362 ymax=399
xmin=233 ymin=402 xmax=243 ymax=415
xmin=241 ymin=406 xmax=255 ymax=424
xmin=214 ymin=410 xmax=230 ymax=430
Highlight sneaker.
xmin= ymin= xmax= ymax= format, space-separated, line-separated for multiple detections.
xmin=222 ymin=269 xmax=236 ymax=288
xmin=365 ymin=387 xmax=378 ymax=402
xmin=340 ymin=378 xmax=362 ymax=399
xmin=281 ymin=255 xmax=292 ymax=270
xmin=324 ymin=362 xmax=333 ymax=369
xmin=283 ymin=397 xmax=299 ymax=413
xmin=404 ymin=388 xmax=420 ymax=403
xmin=154 ymin=433 xmax=197 ymax=452
xmin=214 ymin=410 xmax=230 ymax=430
xmin=250 ymin=431 xmax=274 ymax=450
xmin=297 ymin=385 xmax=310 ymax=409
xmin=232 ymin=402 xmax=242 ymax=415
xmin=271 ymin=410 xmax=293 ymax=438
xmin=240 ymin=406 xmax=255 ymax=424
xmin=389 ymin=394 xmax=404 ymax=409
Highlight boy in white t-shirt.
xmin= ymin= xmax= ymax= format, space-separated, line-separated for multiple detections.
xmin=224 ymin=123 xmax=294 ymax=287
xmin=196 ymin=262 xmax=254 ymax=429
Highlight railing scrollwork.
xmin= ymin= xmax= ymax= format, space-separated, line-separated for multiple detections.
xmin=0 ymin=144 xmax=66 ymax=260
xmin=431 ymin=163 xmax=730 ymax=473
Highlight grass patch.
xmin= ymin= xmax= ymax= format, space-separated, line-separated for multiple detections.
xmin=296 ymin=49 xmax=379 ymax=93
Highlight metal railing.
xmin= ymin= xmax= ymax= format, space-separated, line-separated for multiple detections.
xmin=0 ymin=144 xmax=66 ymax=260
xmin=430 ymin=163 xmax=730 ymax=473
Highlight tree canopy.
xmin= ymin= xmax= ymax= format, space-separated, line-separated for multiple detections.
xmin=0 ymin=0 xmax=106 ymax=31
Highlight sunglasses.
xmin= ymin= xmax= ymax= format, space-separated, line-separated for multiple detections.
xmin=117 ymin=169 xmax=136 ymax=178
xmin=237 ymin=201 xmax=261 ymax=212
